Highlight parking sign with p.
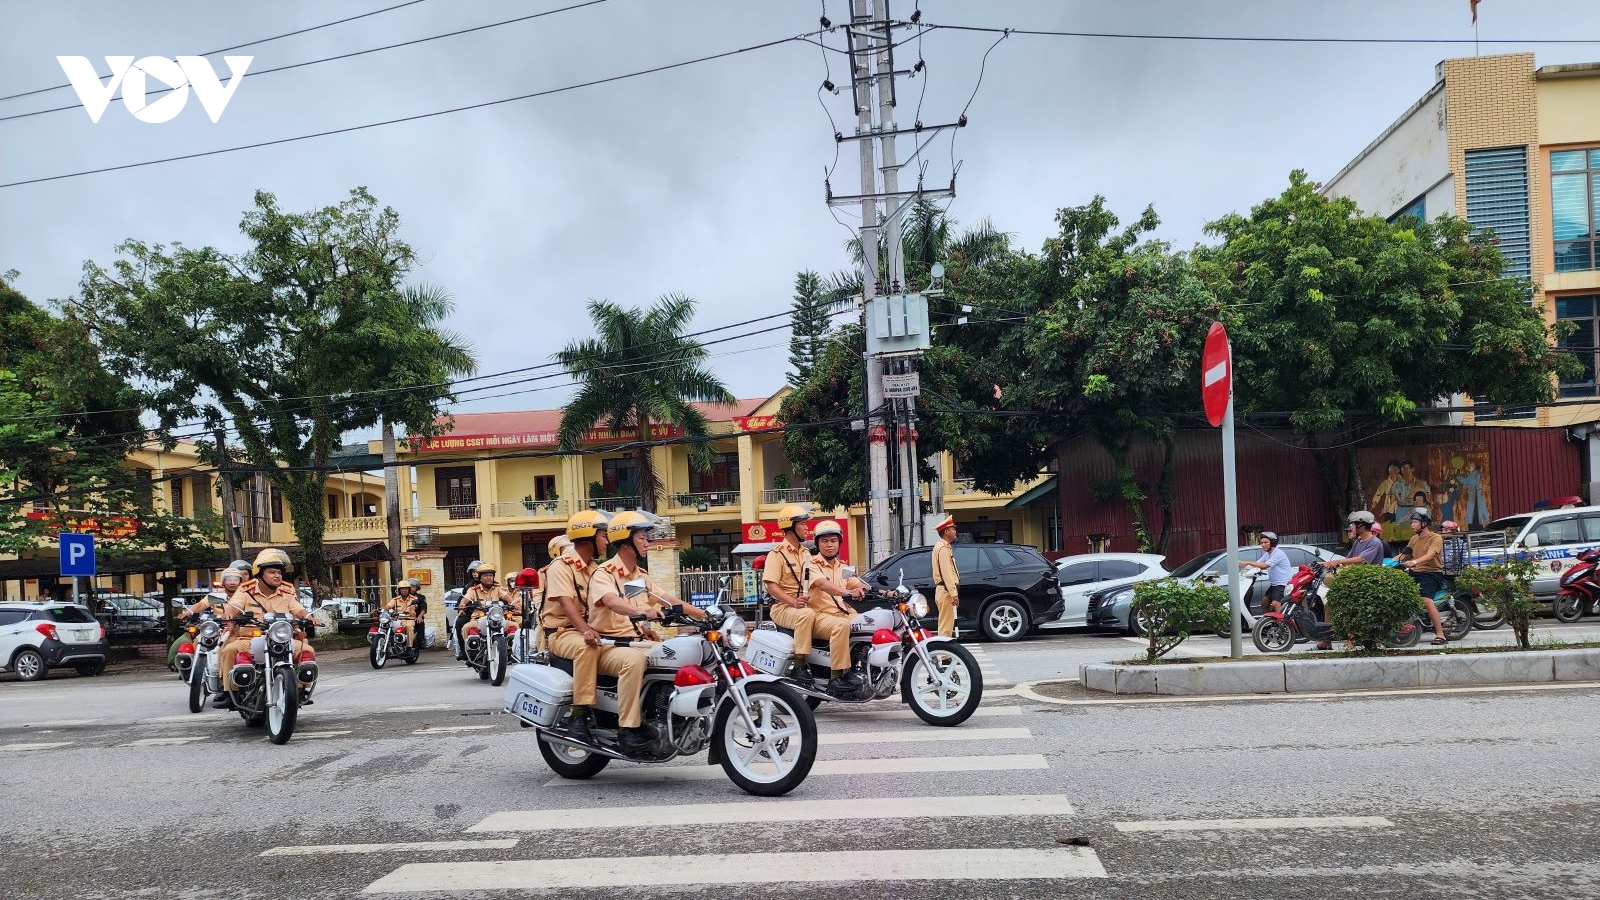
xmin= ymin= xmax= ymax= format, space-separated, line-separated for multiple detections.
xmin=60 ymin=532 xmax=96 ymax=576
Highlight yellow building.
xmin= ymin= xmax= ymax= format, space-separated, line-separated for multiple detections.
xmin=1 ymin=439 xmax=389 ymax=602
xmin=1323 ymin=53 xmax=1600 ymax=426
xmin=358 ymin=389 xmax=1057 ymax=596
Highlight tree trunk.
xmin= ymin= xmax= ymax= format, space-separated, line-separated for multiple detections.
xmin=1154 ymin=431 xmax=1177 ymax=553
xmin=382 ymin=418 xmax=403 ymax=583
xmin=1307 ymin=433 xmax=1345 ymax=532
xmin=278 ymin=473 xmax=331 ymax=596
xmin=636 ymin=418 xmax=658 ymax=513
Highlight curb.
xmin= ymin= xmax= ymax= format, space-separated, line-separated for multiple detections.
xmin=1079 ymin=648 xmax=1600 ymax=696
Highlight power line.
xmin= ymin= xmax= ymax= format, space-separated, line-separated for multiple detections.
xmin=922 ymin=21 xmax=1600 ymax=45
xmin=0 ymin=26 xmax=830 ymax=190
xmin=0 ymin=0 xmax=618 ymax=124
xmin=0 ymin=0 xmax=432 ymax=104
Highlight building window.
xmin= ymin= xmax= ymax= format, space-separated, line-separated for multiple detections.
xmin=132 ymin=468 xmax=153 ymax=509
xmin=1557 ymin=294 xmax=1600 ymax=397
xmin=601 ymin=457 xmax=640 ymax=497
xmin=533 ymin=475 xmax=557 ymax=502
xmin=170 ymin=480 xmax=184 ymax=518
xmin=691 ymin=531 xmax=740 ymax=568
xmin=327 ymin=494 xmax=341 ymax=518
xmin=1465 ymin=146 xmax=1532 ymax=280
xmin=521 ymin=532 xmax=557 ymax=569
xmin=1553 ymin=149 xmax=1600 ymax=273
xmin=270 ymin=487 xmax=284 ymax=523
xmin=190 ymin=474 xmax=212 ymax=512
xmin=1388 ymin=195 xmax=1426 ymax=225
xmin=688 ymin=452 xmax=740 ymax=494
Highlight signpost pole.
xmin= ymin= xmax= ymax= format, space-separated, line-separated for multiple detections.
xmin=1222 ymin=391 xmax=1244 ymax=660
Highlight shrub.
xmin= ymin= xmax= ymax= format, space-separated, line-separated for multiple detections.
xmin=1133 ymin=579 xmax=1228 ymax=662
xmin=1326 ymin=564 xmax=1423 ymax=651
xmin=1455 ymin=556 xmax=1540 ymax=649
xmin=678 ymin=546 xmax=719 ymax=571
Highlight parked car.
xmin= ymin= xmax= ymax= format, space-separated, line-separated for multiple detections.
xmin=1 ymin=601 xmax=110 ymax=680
xmin=95 ymin=594 xmax=165 ymax=639
xmin=1041 ymin=553 xmax=1169 ymax=630
xmin=859 ymin=542 xmax=1063 ymax=642
xmin=1087 ymin=543 xmax=1339 ymax=635
xmin=319 ymin=596 xmax=374 ymax=632
xmin=1468 ymin=505 xmax=1600 ymax=597
xmin=143 ymin=588 xmax=214 ymax=612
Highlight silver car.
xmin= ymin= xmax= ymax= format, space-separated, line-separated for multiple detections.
xmin=1087 ymin=544 xmax=1339 ymax=635
xmin=1041 ymin=553 xmax=1169 ymax=630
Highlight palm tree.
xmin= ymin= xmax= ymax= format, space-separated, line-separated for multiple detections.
xmin=555 ymin=294 xmax=736 ymax=512
xmin=834 ymin=200 xmax=1010 ymax=303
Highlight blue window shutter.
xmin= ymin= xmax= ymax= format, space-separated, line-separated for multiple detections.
xmin=1464 ymin=146 xmax=1532 ymax=280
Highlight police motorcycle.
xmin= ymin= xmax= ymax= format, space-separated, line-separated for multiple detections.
xmin=462 ymin=599 xmax=517 ymax=686
xmin=504 ymin=579 xmax=818 ymax=797
xmin=174 ymin=609 xmax=226 ymax=714
xmin=369 ymin=608 xmax=421 ymax=669
xmin=744 ymin=568 xmax=985 ymax=726
xmin=226 ymin=612 xmax=318 ymax=745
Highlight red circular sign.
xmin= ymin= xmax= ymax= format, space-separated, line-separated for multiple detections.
xmin=1201 ymin=322 xmax=1232 ymax=427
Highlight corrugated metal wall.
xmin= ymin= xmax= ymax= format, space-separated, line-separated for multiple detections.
xmin=1055 ymin=426 xmax=1583 ymax=568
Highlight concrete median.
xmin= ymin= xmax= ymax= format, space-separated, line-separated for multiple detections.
xmin=1079 ymin=648 xmax=1600 ymax=696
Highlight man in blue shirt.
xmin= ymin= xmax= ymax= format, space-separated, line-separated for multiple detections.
xmin=1239 ymin=531 xmax=1292 ymax=613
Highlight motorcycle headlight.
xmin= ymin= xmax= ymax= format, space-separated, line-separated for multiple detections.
xmin=198 ymin=622 xmax=220 ymax=641
xmin=379 ymin=611 xmax=392 ymax=625
xmin=720 ymin=614 xmax=748 ymax=650
xmin=267 ymin=621 xmax=294 ymax=644
xmin=907 ymin=592 xmax=930 ymax=618
xmin=486 ymin=605 xmax=505 ymax=626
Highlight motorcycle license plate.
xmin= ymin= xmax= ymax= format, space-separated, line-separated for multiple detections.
xmin=753 ymin=649 xmax=780 ymax=673
xmin=518 ymin=697 xmax=545 ymax=721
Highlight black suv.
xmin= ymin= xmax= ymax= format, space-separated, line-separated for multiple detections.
xmin=860 ymin=543 xmax=1062 ymax=642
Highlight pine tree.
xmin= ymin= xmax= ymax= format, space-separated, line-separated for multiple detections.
xmin=787 ymin=270 xmax=829 ymax=388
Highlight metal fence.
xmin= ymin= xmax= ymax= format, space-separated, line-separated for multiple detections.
xmin=678 ymin=569 xmax=765 ymax=623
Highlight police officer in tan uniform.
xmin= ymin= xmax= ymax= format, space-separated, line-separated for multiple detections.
xmin=931 ymin=515 xmax=960 ymax=636
xmin=383 ymin=579 xmax=423 ymax=649
xmin=528 ymin=535 xmax=573 ymax=655
xmin=805 ymin=519 xmax=866 ymax=693
xmin=764 ymin=504 xmax=858 ymax=689
xmin=221 ymin=548 xmax=317 ymax=700
xmin=460 ymin=562 xmax=520 ymax=641
xmin=591 ymin=511 xmax=708 ymax=643
xmin=544 ymin=511 xmax=660 ymax=754
xmin=183 ymin=561 xmax=249 ymax=706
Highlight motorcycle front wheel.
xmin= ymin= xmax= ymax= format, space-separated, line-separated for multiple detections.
xmin=1387 ymin=620 xmax=1423 ymax=649
xmin=370 ymin=635 xmax=388 ymax=670
xmin=537 ymin=733 xmax=610 ymax=780
xmin=1442 ymin=600 xmax=1475 ymax=642
xmin=266 ymin=667 xmax=299 ymax=745
xmin=902 ymin=642 xmax=983 ymax=727
xmin=1554 ymin=594 xmax=1586 ymax=624
xmin=716 ymin=682 xmax=817 ymax=797
xmin=1471 ymin=594 xmax=1505 ymax=630
xmin=489 ymin=636 xmax=507 ymax=686
xmin=187 ymin=660 xmax=206 ymax=713
xmin=1251 ymin=618 xmax=1295 ymax=654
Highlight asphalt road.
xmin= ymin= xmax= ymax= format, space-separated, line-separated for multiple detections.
xmin=2 ymin=626 xmax=1598 ymax=898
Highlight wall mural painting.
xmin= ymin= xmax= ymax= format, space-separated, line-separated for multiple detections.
xmin=1360 ymin=442 xmax=1492 ymax=541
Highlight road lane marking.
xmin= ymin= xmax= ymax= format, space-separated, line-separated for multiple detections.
xmin=122 ymin=736 xmax=203 ymax=746
xmin=386 ymin=704 xmax=456 ymax=712
xmin=295 ymin=730 xmax=353 ymax=740
xmin=820 ymin=704 xmax=1023 ymax=719
xmin=819 ymin=726 xmax=1030 ymax=745
xmin=0 ymin=741 xmax=73 ymax=751
xmin=544 ymin=753 xmax=1049 ymax=786
xmin=265 ymin=839 xmax=517 ymax=857
xmin=26 ymin=718 xmax=102 ymax=727
xmin=412 ymin=725 xmax=497 ymax=734
xmin=469 ymin=794 xmax=1075 ymax=833
xmin=1114 ymin=816 xmax=1393 ymax=833
xmin=1015 ymin=678 xmax=1600 ymax=706
xmin=364 ymin=847 xmax=1106 ymax=892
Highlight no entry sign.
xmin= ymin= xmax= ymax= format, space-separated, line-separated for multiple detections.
xmin=1201 ymin=322 xmax=1232 ymax=428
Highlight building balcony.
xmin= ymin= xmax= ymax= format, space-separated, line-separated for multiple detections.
xmin=760 ymin=487 xmax=812 ymax=505
xmin=584 ymin=496 xmax=644 ymax=513
xmin=325 ymin=515 xmax=386 ymax=535
xmin=489 ymin=500 xmax=568 ymax=520
xmin=670 ymin=490 xmax=741 ymax=512
xmin=947 ymin=477 xmax=978 ymax=496
xmin=402 ymin=505 xmax=481 ymax=524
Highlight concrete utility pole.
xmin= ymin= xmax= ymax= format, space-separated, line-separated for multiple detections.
xmin=213 ymin=428 xmax=244 ymax=562
xmin=382 ymin=418 xmax=404 ymax=584
xmin=828 ymin=0 xmax=958 ymax=560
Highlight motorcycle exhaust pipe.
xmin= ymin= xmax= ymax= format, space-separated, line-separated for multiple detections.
xmin=230 ymin=665 xmax=256 ymax=688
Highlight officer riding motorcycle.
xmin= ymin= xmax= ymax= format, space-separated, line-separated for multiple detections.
xmin=762 ymin=503 xmax=862 ymax=692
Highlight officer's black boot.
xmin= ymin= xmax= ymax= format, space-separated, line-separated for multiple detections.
xmin=785 ymin=657 xmax=816 ymax=689
xmin=618 ymin=726 xmax=651 ymax=757
xmin=829 ymin=669 xmax=864 ymax=694
xmin=566 ymin=706 xmax=594 ymax=743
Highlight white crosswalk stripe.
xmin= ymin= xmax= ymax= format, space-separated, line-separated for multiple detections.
xmin=818 ymin=726 xmax=1030 ymax=745
xmin=544 ymin=753 xmax=1050 ymax=786
xmin=1114 ymin=815 xmax=1393 ymax=833
xmin=819 ymin=704 xmax=1023 ymax=720
xmin=411 ymin=724 xmax=497 ymax=735
xmin=0 ymin=741 xmax=73 ymax=752
xmin=121 ymin=736 xmax=203 ymax=747
xmin=264 ymin=839 xmax=518 ymax=857
xmin=366 ymin=848 xmax=1107 ymax=893
xmin=469 ymin=794 xmax=1075 ymax=833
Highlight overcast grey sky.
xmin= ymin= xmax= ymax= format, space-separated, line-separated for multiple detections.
xmin=3 ymin=0 xmax=1598 ymax=425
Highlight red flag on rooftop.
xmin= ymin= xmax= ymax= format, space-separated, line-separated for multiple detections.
xmin=1471 ymin=0 xmax=1481 ymax=24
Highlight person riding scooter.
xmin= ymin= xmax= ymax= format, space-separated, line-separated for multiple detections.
xmin=220 ymin=548 xmax=318 ymax=705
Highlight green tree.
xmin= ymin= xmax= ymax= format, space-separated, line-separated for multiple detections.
xmin=1199 ymin=171 xmax=1578 ymax=513
xmin=71 ymin=188 xmax=476 ymax=586
xmin=787 ymin=271 xmax=831 ymax=388
xmin=555 ymin=294 xmax=736 ymax=513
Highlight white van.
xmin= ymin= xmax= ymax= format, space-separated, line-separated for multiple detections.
xmin=1467 ymin=505 xmax=1600 ymax=597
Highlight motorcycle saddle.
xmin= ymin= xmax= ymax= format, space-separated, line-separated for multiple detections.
xmin=547 ymin=653 xmax=619 ymax=690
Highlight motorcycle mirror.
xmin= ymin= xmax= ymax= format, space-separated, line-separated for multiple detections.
xmin=704 ymin=604 xmax=723 ymax=619
xmin=623 ymin=579 xmax=649 ymax=599
xmin=841 ymin=565 xmax=857 ymax=579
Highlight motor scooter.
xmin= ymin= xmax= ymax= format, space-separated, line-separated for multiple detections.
xmin=1555 ymin=546 xmax=1600 ymax=623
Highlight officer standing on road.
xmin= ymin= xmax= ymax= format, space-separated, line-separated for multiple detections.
xmin=932 ymin=515 xmax=960 ymax=637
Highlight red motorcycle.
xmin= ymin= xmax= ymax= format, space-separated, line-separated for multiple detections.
xmin=1250 ymin=563 xmax=1330 ymax=652
xmin=1555 ymin=546 xmax=1600 ymax=624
